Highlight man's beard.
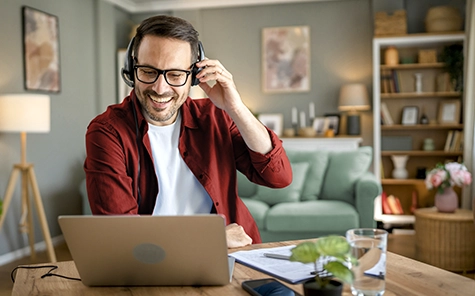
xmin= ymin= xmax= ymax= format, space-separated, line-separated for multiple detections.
xmin=138 ymin=88 xmax=188 ymax=124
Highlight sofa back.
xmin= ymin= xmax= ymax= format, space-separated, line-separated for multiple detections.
xmin=238 ymin=146 xmax=373 ymax=206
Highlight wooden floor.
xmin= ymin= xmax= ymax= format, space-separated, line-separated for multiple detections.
xmin=0 ymin=234 xmax=473 ymax=295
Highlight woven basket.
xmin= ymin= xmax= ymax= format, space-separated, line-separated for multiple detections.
xmin=425 ymin=6 xmax=463 ymax=32
xmin=374 ymin=10 xmax=407 ymax=36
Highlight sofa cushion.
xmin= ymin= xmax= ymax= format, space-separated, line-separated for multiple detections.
xmin=320 ymin=146 xmax=372 ymax=205
xmin=253 ymin=162 xmax=309 ymax=206
xmin=237 ymin=171 xmax=257 ymax=198
xmin=241 ymin=198 xmax=269 ymax=230
xmin=265 ymin=200 xmax=359 ymax=232
xmin=285 ymin=150 xmax=329 ymax=201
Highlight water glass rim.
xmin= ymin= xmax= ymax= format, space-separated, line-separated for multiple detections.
xmin=346 ymin=228 xmax=388 ymax=237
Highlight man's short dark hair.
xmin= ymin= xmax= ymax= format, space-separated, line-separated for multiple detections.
xmin=133 ymin=15 xmax=200 ymax=64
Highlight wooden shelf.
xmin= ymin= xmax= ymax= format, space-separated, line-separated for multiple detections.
xmin=373 ymin=33 xmax=466 ymax=225
xmin=381 ymin=92 xmax=461 ymax=99
xmin=382 ymin=179 xmax=425 ymax=185
xmin=381 ymin=124 xmax=463 ymax=130
xmin=380 ymin=63 xmax=445 ymax=70
xmin=381 ymin=150 xmax=463 ymax=156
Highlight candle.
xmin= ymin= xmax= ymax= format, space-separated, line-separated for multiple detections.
xmin=291 ymin=107 xmax=298 ymax=125
xmin=309 ymin=102 xmax=315 ymax=119
xmin=300 ymin=111 xmax=306 ymax=128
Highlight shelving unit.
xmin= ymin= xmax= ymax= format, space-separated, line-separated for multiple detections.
xmin=372 ymin=32 xmax=466 ymax=225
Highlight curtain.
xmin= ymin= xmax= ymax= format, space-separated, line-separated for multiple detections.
xmin=465 ymin=0 xmax=475 ymax=209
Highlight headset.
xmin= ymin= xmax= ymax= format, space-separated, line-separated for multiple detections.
xmin=121 ymin=36 xmax=206 ymax=88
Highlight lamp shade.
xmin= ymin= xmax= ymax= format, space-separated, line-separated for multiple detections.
xmin=338 ymin=83 xmax=370 ymax=112
xmin=0 ymin=94 xmax=50 ymax=133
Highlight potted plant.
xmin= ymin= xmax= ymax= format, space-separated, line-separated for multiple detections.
xmin=440 ymin=44 xmax=464 ymax=92
xmin=290 ymin=235 xmax=357 ymax=296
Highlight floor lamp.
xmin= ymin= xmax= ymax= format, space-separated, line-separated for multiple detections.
xmin=338 ymin=83 xmax=370 ymax=135
xmin=0 ymin=94 xmax=56 ymax=262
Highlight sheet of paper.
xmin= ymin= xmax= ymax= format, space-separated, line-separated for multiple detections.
xmin=229 ymin=245 xmax=315 ymax=284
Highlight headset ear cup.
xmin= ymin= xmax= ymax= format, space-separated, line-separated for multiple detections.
xmin=121 ymin=37 xmax=135 ymax=88
xmin=191 ymin=41 xmax=205 ymax=86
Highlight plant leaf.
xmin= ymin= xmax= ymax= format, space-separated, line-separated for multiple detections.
xmin=290 ymin=242 xmax=320 ymax=263
xmin=324 ymin=261 xmax=354 ymax=284
xmin=315 ymin=236 xmax=350 ymax=257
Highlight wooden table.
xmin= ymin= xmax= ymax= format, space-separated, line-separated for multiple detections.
xmin=415 ymin=207 xmax=475 ymax=272
xmin=12 ymin=240 xmax=475 ymax=296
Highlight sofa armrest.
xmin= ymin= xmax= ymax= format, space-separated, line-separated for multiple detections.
xmin=354 ymin=172 xmax=382 ymax=228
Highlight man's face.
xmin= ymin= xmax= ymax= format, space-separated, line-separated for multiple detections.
xmin=134 ymin=35 xmax=192 ymax=126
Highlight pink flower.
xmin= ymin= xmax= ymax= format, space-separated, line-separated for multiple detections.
xmin=425 ymin=170 xmax=447 ymax=189
xmin=425 ymin=162 xmax=472 ymax=192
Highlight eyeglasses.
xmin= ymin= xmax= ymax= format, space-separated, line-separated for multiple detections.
xmin=134 ymin=65 xmax=192 ymax=87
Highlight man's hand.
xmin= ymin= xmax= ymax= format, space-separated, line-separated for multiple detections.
xmin=195 ymin=58 xmax=273 ymax=155
xmin=225 ymin=223 xmax=252 ymax=248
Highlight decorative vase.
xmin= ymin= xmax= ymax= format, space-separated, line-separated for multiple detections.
xmin=384 ymin=46 xmax=399 ymax=66
xmin=303 ymin=279 xmax=343 ymax=296
xmin=414 ymin=73 xmax=423 ymax=93
xmin=391 ymin=155 xmax=409 ymax=179
xmin=435 ymin=187 xmax=458 ymax=213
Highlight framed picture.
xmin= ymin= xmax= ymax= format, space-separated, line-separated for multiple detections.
xmin=312 ymin=117 xmax=326 ymax=135
xmin=22 ymin=6 xmax=60 ymax=93
xmin=258 ymin=113 xmax=284 ymax=136
xmin=324 ymin=114 xmax=340 ymax=135
xmin=262 ymin=26 xmax=310 ymax=93
xmin=401 ymin=106 xmax=419 ymax=125
xmin=438 ymin=99 xmax=461 ymax=124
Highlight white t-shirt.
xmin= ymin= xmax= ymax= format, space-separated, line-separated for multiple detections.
xmin=148 ymin=112 xmax=212 ymax=215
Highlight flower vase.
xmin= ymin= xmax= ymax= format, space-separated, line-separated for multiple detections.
xmin=391 ymin=155 xmax=409 ymax=179
xmin=435 ymin=187 xmax=458 ymax=213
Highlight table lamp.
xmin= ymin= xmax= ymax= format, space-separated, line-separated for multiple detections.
xmin=338 ymin=83 xmax=370 ymax=135
xmin=0 ymin=94 xmax=56 ymax=262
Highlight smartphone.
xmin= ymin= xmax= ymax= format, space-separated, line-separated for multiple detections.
xmin=242 ymin=278 xmax=302 ymax=296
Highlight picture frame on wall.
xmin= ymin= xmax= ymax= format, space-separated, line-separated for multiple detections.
xmin=258 ymin=113 xmax=284 ymax=136
xmin=401 ymin=106 xmax=419 ymax=125
xmin=22 ymin=6 xmax=60 ymax=93
xmin=438 ymin=99 xmax=461 ymax=124
xmin=262 ymin=26 xmax=310 ymax=93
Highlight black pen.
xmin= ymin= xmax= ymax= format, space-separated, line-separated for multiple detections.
xmin=263 ymin=253 xmax=291 ymax=260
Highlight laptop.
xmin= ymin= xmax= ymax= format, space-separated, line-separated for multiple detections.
xmin=58 ymin=215 xmax=234 ymax=287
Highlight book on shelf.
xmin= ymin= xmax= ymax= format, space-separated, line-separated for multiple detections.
xmin=381 ymin=192 xmax=392 ymax=214
xmin=381 ymin=192 xmax=404 ymax=215
xmin=444 ymin=130 xmax=464 ymax=152
xmin=380 ymin=102 xmax=394 ymax=125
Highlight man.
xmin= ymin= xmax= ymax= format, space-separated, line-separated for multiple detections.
xmin=84 ymin=15 xmax=292 ymax=248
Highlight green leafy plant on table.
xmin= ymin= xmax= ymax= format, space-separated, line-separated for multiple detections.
xmin=290 ymin=236 xmax=357 ymax=289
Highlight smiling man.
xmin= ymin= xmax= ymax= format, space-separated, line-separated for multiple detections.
xmin=84 ymin=15 xmax=292 ymax=248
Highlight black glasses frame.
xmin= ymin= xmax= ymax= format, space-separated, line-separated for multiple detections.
xmin=134 ymin=65 xmax=192 ymax=87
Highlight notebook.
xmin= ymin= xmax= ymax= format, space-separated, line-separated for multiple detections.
xmin=58 ymin=215 xmax=234 ymax=286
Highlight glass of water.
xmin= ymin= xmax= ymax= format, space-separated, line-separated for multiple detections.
xmin=346 ymin=228 xmax=388 ymax=296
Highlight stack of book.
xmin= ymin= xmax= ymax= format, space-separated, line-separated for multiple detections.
xmin=444 ymin=130 xmax=464 ymax=152
xmin=381 ymin=192 xmax=404 ymax=214
xmin=381 ymin=69 xmax=402 ymax=94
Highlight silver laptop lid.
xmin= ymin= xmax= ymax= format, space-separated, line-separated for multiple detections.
xmin=58 ymin=215 xmax=231 ymax=286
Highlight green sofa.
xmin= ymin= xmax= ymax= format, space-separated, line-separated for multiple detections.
xmin=239 ymin=146 xmax=381 ymax=242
